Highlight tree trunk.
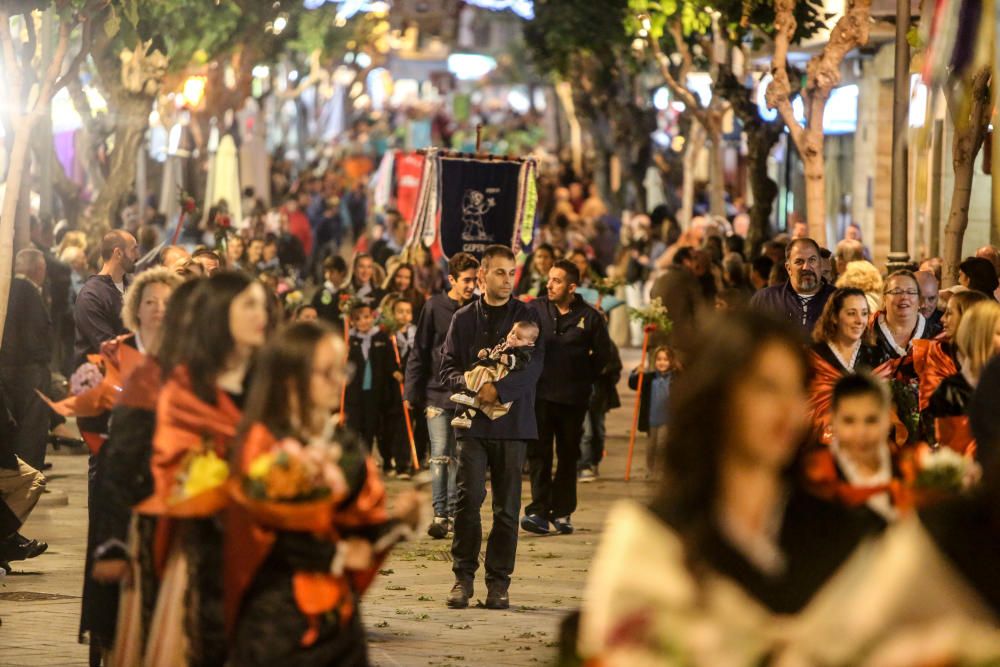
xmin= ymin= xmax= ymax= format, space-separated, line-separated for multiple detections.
xmin=801 ymin=127 xmax=828 ymax=245
xmin=708 ymin=124 xmax=726 ymax=219
xmin=82 ymin=91 xmax=154 ymax=242
xmin=681 ymin=122 xmax=706 ymax=227
xmin=745 ymin=125 xmax=781 ymax=257
xmin=943 ymin=156 xmax=975 ymax=287
xmin=0 ymin=115 xmax=39 ymax=343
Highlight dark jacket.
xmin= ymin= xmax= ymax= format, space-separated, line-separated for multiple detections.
xmin=74 ymin=274 xmax=128 ymax=366
xmin=440 ymin=297 xmax=544 ymax=440
xmin=311 ymin=283 xmax=346 ymax=329
xmin=749 ymin=280 xmax=836 ymax=338
xmin=345 ymin=329 xmax=393 ymax=411
xmin=627 ymin=371 xmax=657 ymax=433
xmin=1 ymin=277 xmax=51 ymax=367
xmin=404 ymin=292 xmax=463 ymax=409
xmin=530 ymin=294 xmax=616 ymax=407
xmin=649 ymin=265 xmax=707 ymax=355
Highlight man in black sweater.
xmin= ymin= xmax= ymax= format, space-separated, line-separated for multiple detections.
xmin=440 ymin=245 xmax=544 ymax=610
xmin=404 ymin=252 xmax=479 ymax=538
xmin=524 ymin=260 xmax=617 ymax=536
xmin=1 ymin=249 xmax=53 ymax=470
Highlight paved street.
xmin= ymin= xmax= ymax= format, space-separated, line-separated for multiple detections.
xmin=1 ymin=353 xmax=653 ymax=666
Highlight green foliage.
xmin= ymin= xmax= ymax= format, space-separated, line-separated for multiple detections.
xmin=525 ymin=0 xmax=634 ymax=80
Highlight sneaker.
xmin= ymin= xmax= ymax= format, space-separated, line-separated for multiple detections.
xmin=552 ymin=516 xmax=574 ymax=535
xmin=520 ymin=514 xmax=550 ymax=535
xmin=578 ymin=467 xmax=597 ymax=483
xmin=397 ymin=472 xmax=412 ymax=481
xmin=446 ymin=580 xmax=472 ymax=609
xmin=449 ymin=392 xmax=478 ymax=408
xmin=451 ymin=414 xmax=472 ymax=429
xmin=485 ymin=583 xmax=509 ymax=610
xmin=427 ymin=516 xmax=450 ymax=539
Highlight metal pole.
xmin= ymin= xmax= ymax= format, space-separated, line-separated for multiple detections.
xmin=888 ymin=0 xmax=911 ymax=271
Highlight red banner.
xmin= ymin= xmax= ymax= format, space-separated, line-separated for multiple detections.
xmin=394 ymin=152 xmax=424 ymax=225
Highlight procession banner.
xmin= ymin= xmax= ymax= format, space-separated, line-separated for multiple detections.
xmin=438 ymin=157 xmax=523 ymax=259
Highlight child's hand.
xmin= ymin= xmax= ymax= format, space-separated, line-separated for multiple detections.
xmin=393 ymin=371 xmax=404 ymax=383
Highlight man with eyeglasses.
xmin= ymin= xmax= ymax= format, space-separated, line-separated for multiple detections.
xmin=750 ymin=237 xmax=836 ymax=337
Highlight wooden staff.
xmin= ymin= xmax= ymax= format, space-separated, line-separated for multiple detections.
xmin=625 ymin=326 xmax=653 ymax=482
xmin=475 ymin=123 xmax=483 ymax=152
xmin=339 ymin=316 xmax=349 ymax=424
xmin=389 ymin=333 xmax=420 ymax=470
xmin=170 ymin=210 xmax=186 ymax=245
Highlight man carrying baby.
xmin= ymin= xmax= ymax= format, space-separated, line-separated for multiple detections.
xmin=440 ymin=245 xmax=545 ymax=611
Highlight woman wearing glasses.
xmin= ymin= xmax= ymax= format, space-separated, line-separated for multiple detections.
xmin=872 ymin=271 xmax=942 ymax=446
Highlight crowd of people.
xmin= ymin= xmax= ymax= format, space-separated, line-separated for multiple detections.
xmin=4 ymin=146 xmax=1000 ymax=664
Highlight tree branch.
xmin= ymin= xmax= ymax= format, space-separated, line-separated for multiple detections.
xmin=765 ymin=0 xmax=804 ymax=150
xmin=31 ymin=14 xmax=72 ymax=114
xmin=646 ymin=21 xmax=705 ymax=125
xmin=52 ymin=6 xmax=100 ymax=93
xmin=0 ymin=9 xmax=25 ymax=108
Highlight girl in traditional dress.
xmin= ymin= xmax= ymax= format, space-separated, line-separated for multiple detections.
xmin=347 ymin=252 xmax=386 ymax=307
xmin=808 ymin=287 xmax=890 ymax=443
xmin=229 ymin=321 xmax=424 ymax=665
xmin=76 ymin=268 xmax=181 ymax=663
xmin=926 ymin=300 xmax=1000 ymax=454
xmin=804 ymin=374 xmax=908 ymax=526
xmin=136 ymin=271 xmax=269 ymax=667
xmin=575 ymin=311 xmax=879 ymax=665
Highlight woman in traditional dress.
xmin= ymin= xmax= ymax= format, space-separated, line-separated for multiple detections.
xmin=382 ymin=259 xmax=426 ymax=317
xmin=807 ymin=287 xmax=890 ymax=443
xmin=76 ymin=268 xmax=181 ymax=663
xmin=872 ymin=271 xmax=942 ymax=446
xmin=136 ymin=271 xmax=269 ymax=667
xmin=228 ymin=321 xmax=424 ymax=665
xmin=804 ymin=374 xmax=908 ymax=526
xmin=347 ymin=252 xmax=386 ymax=307
xmin=926 ymin=300 xmax=1000 ymax=454
xmin=91 ymin=278 xmax=201 ymax=666
xmin=575 ymin=311 xmax=879 ymax=665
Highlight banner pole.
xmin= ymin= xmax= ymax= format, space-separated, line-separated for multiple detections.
xmin=625 ymin=328 xmax=651 ymax=482
xmin=340 ymin=317 xmax=349 ymax=424
xmin=389 ymin=334 xmax=420 ymax=470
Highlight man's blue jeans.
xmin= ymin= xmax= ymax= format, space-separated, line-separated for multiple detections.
xmin=426 ymin=407 xmax=458 ymax=518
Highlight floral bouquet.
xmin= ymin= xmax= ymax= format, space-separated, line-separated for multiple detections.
xmin=166 ymin=442 xmax=232 ymax=517
xmin=628 ymin=297 xmax=672 ymax=334
xmin=910 ymin=445 xmax=979 ymax=495
xmin=236 ymin=431 xmax=349 ymax=532
xmin=888 ymin=378 xmax=921 ymax=445
xmin=70 ymin=358 xmax=104 ymax=396
xmin=339 ymin=292 xmax=362 ymax=317
xmin=591 ymin=272 xmax=624 ymax=297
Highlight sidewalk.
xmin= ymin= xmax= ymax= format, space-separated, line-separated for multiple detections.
xmin=0 ymin=351 xmax=653 ymax=666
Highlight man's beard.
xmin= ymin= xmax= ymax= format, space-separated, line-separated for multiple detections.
xmin=797 ymin=271 xmax=817 ymax=290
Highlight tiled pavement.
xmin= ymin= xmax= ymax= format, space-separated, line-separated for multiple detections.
xmin=1 ymin=352 xmax=653 ymax=666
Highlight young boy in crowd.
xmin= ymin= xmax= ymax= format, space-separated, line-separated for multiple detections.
xmin=450 ymin=320 xmax=540 ymax=429
xmin=312 ymin=255 xmax=348 ymax=326
xmin=628 ymin=345 xmax=675 ymax=477
xmin=345 ymin=302 xmax=392 ymax=463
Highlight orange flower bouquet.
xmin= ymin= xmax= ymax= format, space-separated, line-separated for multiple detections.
xmin=233 ymin=430 xmax=350 ymax=533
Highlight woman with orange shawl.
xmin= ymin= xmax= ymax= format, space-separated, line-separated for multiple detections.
xmin=228 ymin=321 xmax=425 ymax=665
xmin=804 ymin=373 xmax=910 ymax=527
xmin=926 ymin=300 xmax=1000 ymax=455
xmin=136 ymin=272 xmax=269 ymax=667
xmin=76 ymin=267 xmax=181 ymax=661
xmin=808 ymin=288 xmax=890 ymax=444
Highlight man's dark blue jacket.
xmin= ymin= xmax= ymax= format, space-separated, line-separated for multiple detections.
xmin=749 ymin=280 xmax=836 ymax=337
xmin=440 ymin=296 xmax=544 ymax=440
xmin=404 ymin=292 xmax=462 ymax=410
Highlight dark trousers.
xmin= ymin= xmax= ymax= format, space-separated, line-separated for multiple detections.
xmin=346 ymin=390 xmax=378 ymax=454
xmin=0 ymin=363 xmax=50 ymax=470
xmin=380 ymin=408 xmax=412 ymax=474
xmin=526 ymin=400 xmax=588 ymax=520
xmin=451 ymin=438 xmax=527 ymax=590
